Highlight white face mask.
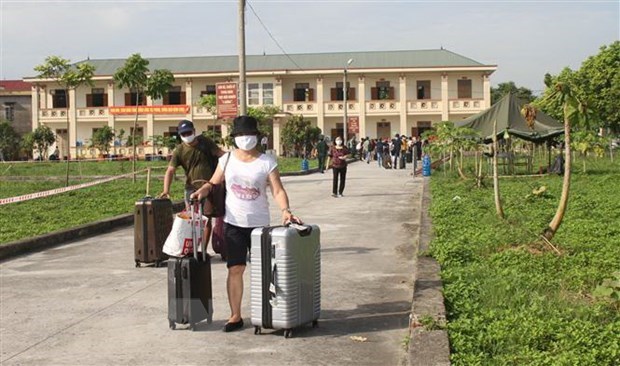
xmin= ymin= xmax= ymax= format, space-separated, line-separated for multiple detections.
xmin=336 ymin=139 xmax=343 ymax=146
xmin=235 ymin=135 xmax=258 ymax=150
xmin=180 ymin=133 xmax=195 ymax=144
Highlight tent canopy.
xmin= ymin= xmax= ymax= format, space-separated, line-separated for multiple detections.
xmin=454 ymin=92 xmax=564 ymax=143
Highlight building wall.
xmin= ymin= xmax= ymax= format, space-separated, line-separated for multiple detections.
xmin=1 ymin=94 xmax=32 ymax=136
xmin=30 ymin=67 xmax=494 ymax=158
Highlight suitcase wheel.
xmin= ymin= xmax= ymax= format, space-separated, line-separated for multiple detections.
xmin=254 ymin=326 xmax=261 ymax=335
xmin=169 ymin=320 xmax=176 ymax=330
xmin=155 ymin=261 xmax=160 ymax=268
xmin=284 ymin=329 xmax=292 ymax=338
xmin=135 ymin=261 xmax=141 ymax=268
xmin=312 ymin=320 xmax=319 ymax=328
xmin=190 ymin=322 xmax=196 ymax=331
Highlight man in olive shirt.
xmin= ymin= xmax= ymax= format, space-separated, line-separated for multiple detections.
xmin=161 ymin=119 xmax=225 ymax=209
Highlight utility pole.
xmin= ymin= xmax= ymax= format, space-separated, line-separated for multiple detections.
xmin=342 ymin=58 xmax=354 ymax=143
xmin=238 ymin=0 xmax=247 ymax=115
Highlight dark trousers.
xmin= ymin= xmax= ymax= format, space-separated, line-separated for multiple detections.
xmin=332 ymin=167 xmax=347 ymax=195
xmin=318 ymin=154 xmax=326 ymax=173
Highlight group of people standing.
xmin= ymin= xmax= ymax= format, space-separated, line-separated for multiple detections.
xmin=355 ymin=134 xmax=423 ymax=170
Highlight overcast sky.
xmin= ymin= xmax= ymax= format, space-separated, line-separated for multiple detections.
xmin=1 ymin=0 xmax=618 ymax=93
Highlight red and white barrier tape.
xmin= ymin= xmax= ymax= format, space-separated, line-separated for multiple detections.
xmin=0 ymin=169 xmax=149 ymax=206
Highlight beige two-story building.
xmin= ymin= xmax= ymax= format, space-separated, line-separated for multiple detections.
xmin=25 ymin=49 xmax=496 ymax=159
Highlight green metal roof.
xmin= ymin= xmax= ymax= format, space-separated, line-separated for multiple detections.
xmin=67 ymin=49 xmax=492 ymax=77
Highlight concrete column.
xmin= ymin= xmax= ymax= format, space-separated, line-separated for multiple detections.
xmin=441 ymin=73 xmax=449 ymax=121
xmin=272 ymin=117 xmax=281 ymax=156
xmin=483 ymin=74 xmax=491 ymax=109
xmin=41 ymin=85 xmax=48 ymax=109
xmin=185 ymin=79 xmax=194 ymax=120
xmin=274 ymin=77 xmax=283 ymax=107
xmin=106 ymin=82 xmax=115 ymax=128
xmin=68 ymin=89 xmax=77 ymax=159
xmin=31 ymin=85 xmax=40 ymax=129
xmin=145 ymin=96 xmax=154 ymax=147
xmin=316 ymin=76 xmax=324 ymax=131
xmin=358 ymin=75 xmax=366 ymax=138
xmin=399 ymin=75 xmax=408 ymax=136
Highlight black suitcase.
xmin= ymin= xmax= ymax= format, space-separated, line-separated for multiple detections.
xmin=399 ymin=155 xmax=406 ymax=169
xmin=134 ymin=197 xmax=173 ymax=267
xmin=167 ymin=201 xmax=213 ymax=331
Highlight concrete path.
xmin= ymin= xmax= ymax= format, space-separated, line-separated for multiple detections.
xmin=1 ymin=161 xmax=423 ymax=366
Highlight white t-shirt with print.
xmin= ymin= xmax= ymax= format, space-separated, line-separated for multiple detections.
xmin=219 ymin=152 xmax=278 ymax=228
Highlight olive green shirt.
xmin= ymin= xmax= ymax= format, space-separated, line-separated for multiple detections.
xmin=170 ymin=135 xmax=220 ymax=190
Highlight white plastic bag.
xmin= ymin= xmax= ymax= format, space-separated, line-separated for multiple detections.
xmin=162 ymin=212 xmax=205 ymax=257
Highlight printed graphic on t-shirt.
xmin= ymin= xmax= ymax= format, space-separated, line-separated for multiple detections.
xmin=230 ymin=177 xmax=260 ymax=201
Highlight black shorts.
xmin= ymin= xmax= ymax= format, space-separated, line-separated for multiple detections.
xmin=224 ymin=223 xmax=256 ymax=268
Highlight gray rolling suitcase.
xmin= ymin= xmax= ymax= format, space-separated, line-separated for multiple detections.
xmin=250 ymin=224 xmax=321 ymax=338
xmin=167 ymin=201 xmax=213 ymax=331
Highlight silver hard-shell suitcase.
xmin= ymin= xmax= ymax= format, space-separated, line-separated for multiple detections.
xmin=250 ymin=224 xmax=321 ymax=338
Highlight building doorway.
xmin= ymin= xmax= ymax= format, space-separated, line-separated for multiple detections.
xmin=411 ymin=121 xmax=432 ymax=139
xmin=55 ymin=128 xmax=68 ymax=159
xmin=331 ymin=123 xmax=344 ymax=141
xmin=376 ymin=122 xmax=391 ymax=140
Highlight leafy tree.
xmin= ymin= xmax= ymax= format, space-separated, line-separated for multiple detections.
xmin=575 ymin=41 xmax=620 ymax=133
xmin=0 ymin=120 xmax=21 ymax=161
xmin=536 ymin=42 xmax=618 ymax=132
xmin=491 ymin=81 xmax=535 ymax=105
xmin=197 ymin=94 xmax=221 ymax=144
xmin=281 ymin=115 xmax=321 ymax=157
xmin=113 ymin=53 xmax=174 ymax=180
xmin=90 ymin=126 xmax=115 ymax=155
xmin=30 ymin=125 xmax=56 ymax=160
xmin=21 ymin=133 xmax=35 ymax=160
xmin=34 ymin=55 xmax=95 ymax=185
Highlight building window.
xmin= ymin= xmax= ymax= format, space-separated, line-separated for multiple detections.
xmin=371 ymin=81 xmax=394 ymax=100
xmin=293 ymin=83 xmax=313 ymax=102
xmin=248 ymin=83 xmax=260 ymax=105
xmin=164 ymin=86 xmax=186 ymax=105
xmin=262 ymin=83 xmax=273 ymax=105
xmin=457 ymin=79 xmax=472 ymax=99
xmin=3 ymin=103 xmax=15 ymax=121
xmin=125 ymin=89 xmax=146 ymax=106
xmin=52 ymin=89 xmax=68 ymax=108
xmin=87 ymin=88 xmax=107 ymax=107
xmin=201 ymin=84 xmax=216 ymax=96
xmin=416 ymin=81 xmax=431 ymax=100
xmin=331 ymin=82 xmax=355 ymax=101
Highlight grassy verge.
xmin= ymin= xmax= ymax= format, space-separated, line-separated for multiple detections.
xmin=0 ymin=157 xmax=319 ymax=243
xmin=429 ymin=157 xmax=620 ymax=365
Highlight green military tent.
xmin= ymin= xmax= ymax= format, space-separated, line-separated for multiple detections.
xmin=454 ymin=92 xmax=564 ymax=143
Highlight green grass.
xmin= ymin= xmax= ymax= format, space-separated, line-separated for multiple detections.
xmin=0 ymin=156 xmax=319 ymax=243
xmin=428 ymin=157 xmax=620 ymax=365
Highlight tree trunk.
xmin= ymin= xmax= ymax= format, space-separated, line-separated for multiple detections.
xmin=492 ymin=120 xmax=504 ymax=218
xmin=543 ymin=106 xmax=572 ymax=240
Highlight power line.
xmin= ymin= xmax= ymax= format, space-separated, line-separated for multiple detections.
xmin=246 ymin=1 xmax=304 ymax=71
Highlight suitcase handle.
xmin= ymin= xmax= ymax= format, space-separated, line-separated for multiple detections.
xmin=286 ymin=222 xmax=312 ymax=237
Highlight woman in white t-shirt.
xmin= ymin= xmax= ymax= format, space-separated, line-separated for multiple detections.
xmin=191 ymin=115 xmax=302 ymax=333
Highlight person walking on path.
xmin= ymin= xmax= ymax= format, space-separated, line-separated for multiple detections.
xmin=362 ymin=137 xmax=371 ymax=164
xmin=391 ymin=134 xmax=401 ymax=169
xmin=328 ymin=136 xmax=351 ymax=197
xmin=190 ymin=115 xmax=302 ymax=333
xmin=375 ymin=139 xmax=384 ymax=168
xmin=161 ymin=119 xmax=225 ymax=208
xmin=316 ymin=136 xmax=328 ymax=173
